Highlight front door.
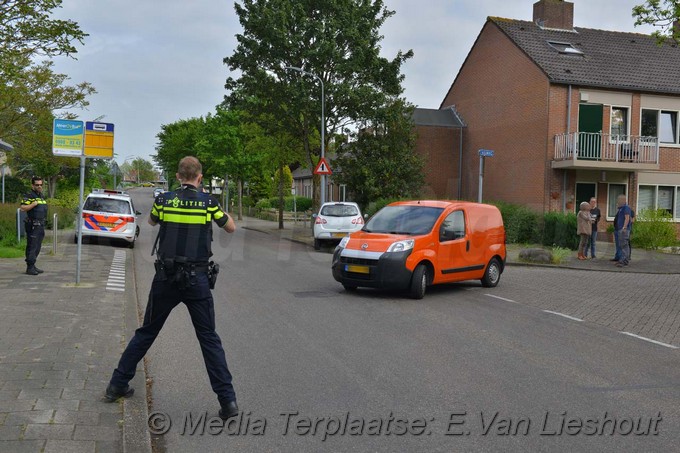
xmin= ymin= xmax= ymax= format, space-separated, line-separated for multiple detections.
xmin=578 ymin=104 xmax=603 ymax=159
xmin=575 ymin=182 xmax=596 ymax=214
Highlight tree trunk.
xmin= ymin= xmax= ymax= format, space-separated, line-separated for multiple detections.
xmin=278 ymin=160 xmax=284 ymax=230
xmin=237 ymin=179 xmax=243 ymax=221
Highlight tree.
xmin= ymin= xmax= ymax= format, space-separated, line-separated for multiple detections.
xmin=332 ymin=99 xmax=424 ymax=211
xmin=0 ymin=0 xmax=86 ymax=69
xmin=633 ymin=0 xmax=680 ymax=44
xmin=223 ymin=0 xmax=413 ymax=210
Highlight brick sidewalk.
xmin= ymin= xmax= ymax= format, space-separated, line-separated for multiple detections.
xmin=0 ymin=234 xmax=150 ymax=453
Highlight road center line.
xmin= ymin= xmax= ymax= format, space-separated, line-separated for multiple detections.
xmin=543 ymin=310 xmax=583 ymax=322
xmin=484 ymin=294 xmax=518 ymax=303
xmin=619 ymin=332 xmax=679 ymax=349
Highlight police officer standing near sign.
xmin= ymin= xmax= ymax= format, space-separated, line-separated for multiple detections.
xmin=105 ymin=156 xmax=240 ymax=420
xmin=20 ymin=176 xmax=48 ymax=275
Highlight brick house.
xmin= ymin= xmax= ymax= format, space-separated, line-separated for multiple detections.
xmin=415 ymin=0 xmax=680 ymax=236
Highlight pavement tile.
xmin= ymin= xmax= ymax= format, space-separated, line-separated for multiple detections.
xmin=23 ymin=423 xmax=74 ymax=440
xmin=52 ymin=410 xmax=100 ymax=425
xmin=95 ymin=439 xmax=122 ymax=453
xmin=4 ymin=410 xmax=54 ymax=425
xmin=44 ymin=440 xmax=96 ymax=453
xmin=34 ymin=399 xmax=80 ymax=411
xmin=43 ymin=379 xmax=86 ymax=390
xmin=0 ymin=400 xmax=36 ymax=412
xmin=0 ymin=424 xmax=25 ymax=440
xmin=0 ymin=440 xmax=46 ymax=452
xmin=73 ymin=424 xmax=120 ymax=441
xmin=17 ymin=388 xmax=62 ymax=400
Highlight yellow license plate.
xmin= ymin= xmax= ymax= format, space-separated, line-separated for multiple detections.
xmin=98 ymin=222 xmax=116 ymax=228
xmin=333 ymin=233 xmax=347 ymax=238
xmin=345 ymin=264 xmax=369 ymax=274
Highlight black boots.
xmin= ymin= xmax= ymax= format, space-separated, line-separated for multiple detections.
xmin=26 ymin=265 xmax=43 ymax=275
xmin=219 ymin=400 xmax=239 ymax=420
xmin=104 ymin=384 xmax=134 ymax=402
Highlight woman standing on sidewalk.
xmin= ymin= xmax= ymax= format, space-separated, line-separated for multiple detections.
xmin=577 ymin=201 xmax=592 ymax=260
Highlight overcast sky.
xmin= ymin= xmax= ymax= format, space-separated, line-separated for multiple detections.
xmin=51 ymin=0 xmax=657 ymax=167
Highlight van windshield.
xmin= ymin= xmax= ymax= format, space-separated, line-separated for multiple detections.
xmin=363 ymin=206 xmax=443 ymax=235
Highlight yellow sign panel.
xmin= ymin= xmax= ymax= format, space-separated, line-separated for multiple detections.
xmin=84 ymin=122 xmax=114 ymax=158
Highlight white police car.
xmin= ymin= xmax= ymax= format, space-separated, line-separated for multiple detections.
xmin=76 ymin=189 xmax=141 ymax=248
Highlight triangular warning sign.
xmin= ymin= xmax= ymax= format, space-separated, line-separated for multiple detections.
xmin=313 ymin=157 xmax=332 ymax=175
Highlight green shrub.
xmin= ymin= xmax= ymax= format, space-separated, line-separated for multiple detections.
xmin=50 ymin=188 xmax=81 ymax=211
xmin=363 ymin=197 xmax=403 ymax=218
xmin=47 ymin=205 xmax=76 ymax=230
xmin=267 ymin=196 xmax=313 ymax=212
xmin=631 ymin=208 xmax=678 ymax=249
xmin=255 ymin=198 xmax=272 ymax=210
xmin=542 ymin=211 xmax=578 ymax=250
xmin=0 ymin=175 xmax=28 ymax=204
xmin=493 ymin=201 xmax=541 ymax=244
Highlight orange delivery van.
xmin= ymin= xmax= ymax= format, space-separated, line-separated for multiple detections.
xmin=331 ymin=200 xmax=507 ymax=299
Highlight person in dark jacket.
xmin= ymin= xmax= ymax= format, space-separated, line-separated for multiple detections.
xmin=20 ymin=176 xmax=48 ymax=275
xmin=104 ymin=156 xmax=240 ymax=420
xmin=584 ymin=197 xmax=601 ymax=259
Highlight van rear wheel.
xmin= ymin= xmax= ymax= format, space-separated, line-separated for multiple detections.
xmin=481 ymin=258 xmax=501 ymax=288
xmin=409 ymin=264 xmax=428 ymax=299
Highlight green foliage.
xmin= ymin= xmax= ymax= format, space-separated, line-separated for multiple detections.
xmin=224 ymin=0 xmax=413 ymax=209
xmin=273 ymin=166 xmax=293 ymax=197
xmin=0 ymin=203 xmax=21 ymax=246
xmin=492 ymin=201 xmax=542 ymax=244
xmin=333 ymin=100 xmax=424 ymax=210
xmin=542 ymin=211 xmax=579 ymax=250
xmin=631 ymin=208 xmax=678 ymax=249
xmin=45 ymin=204 xmax=75 ymax=230
xmin=550 ymin=246 xmax=572 ymax=264
xmin=363 ymin=197 xmax=404 ymax=218
xmin=0 ymin=175 xmax=29 ymax=203
xmin=255 ymin=198 xmax=272 ymax=210
xmin=50 ymin=187 xmax=80 ymax=210
xmin=633 ymin=0 xmax=680 ymax=45
xmin=267 ymin=196 xmax=312 ymax=212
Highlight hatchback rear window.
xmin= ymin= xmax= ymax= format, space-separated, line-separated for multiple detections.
xmin=320 ymin=204 xmax=359 ymax=217
xmin=84 ymin=198 xmax=131 ymax=214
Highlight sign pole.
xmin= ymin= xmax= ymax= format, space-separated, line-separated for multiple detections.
xmin=76 ymin=154 xmax=85 ymax=284
xmin=477 ymin=149 xmax=494 ymax=203
xmin=478 ymin=154 xmax=484 ymax=203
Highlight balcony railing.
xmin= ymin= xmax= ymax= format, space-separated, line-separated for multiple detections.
xmin=554 ymin=132 xmax=659 ymax=165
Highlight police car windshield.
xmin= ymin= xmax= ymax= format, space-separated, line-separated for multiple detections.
xmin=84 ymin=198 xmax=131 ymax=214
xmin=363 ymin=206 xmax=444 ymax=235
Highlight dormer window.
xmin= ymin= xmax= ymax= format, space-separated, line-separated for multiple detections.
xmin=547 ymin=41 xmax=583 ymax=55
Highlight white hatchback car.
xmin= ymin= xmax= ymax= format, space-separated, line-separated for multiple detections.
xmin=313 ymin=202 xmax=364 ymax=250
xmin=76 ymin=189 xmax=141 ymax=248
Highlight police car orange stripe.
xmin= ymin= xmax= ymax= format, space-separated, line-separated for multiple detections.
xmin=83 ymin=214 xmax=131 ymax=231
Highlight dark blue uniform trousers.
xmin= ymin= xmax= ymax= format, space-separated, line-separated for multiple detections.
xmin=25 ymin=223 xmax=45 ymax=266
xmin=110 ymin=272 xmax=236 ymax=403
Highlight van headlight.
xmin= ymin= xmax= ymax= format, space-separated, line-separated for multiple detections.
xmin=338 ymin=236 xmax=350 ymax=249
xmin=386 ymin=239 xmax=414 ymax=253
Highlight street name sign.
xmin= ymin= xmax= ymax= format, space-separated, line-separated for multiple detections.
xmin=479 ymin=149 xmax=494 ymax=157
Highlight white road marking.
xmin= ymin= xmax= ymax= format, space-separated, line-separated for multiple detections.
xmin=619 ymin=332 xmax=679 ymax=349
xmin=484 ymin=294 xmax=518 ymax=303
xmin=106 ymin=250 xmax=127 ymax=292
xmin=543 ymin=310 xmax=583 ymax=322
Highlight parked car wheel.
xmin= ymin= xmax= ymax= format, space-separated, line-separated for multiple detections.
xmin=409 ymin=264 xmax=428 ymax=299
xmin=481 ymin=258 xmax=501 ymax=288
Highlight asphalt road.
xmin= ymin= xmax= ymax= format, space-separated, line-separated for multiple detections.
xmin=128 ymin=189 xmax=680 ymax=452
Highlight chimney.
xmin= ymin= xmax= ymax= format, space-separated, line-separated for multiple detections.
xmin=533 ymin=0 xmax=574 ymax=30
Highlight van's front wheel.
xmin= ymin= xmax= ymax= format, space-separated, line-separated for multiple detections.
xmin=409 ymin=264 xmax=428 ymax=299
xmin=481 ymin=258 xmax=501 ymax=288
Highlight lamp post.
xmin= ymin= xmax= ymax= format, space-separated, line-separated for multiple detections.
xmin=283 ymin=66 xmax=325 ymax=205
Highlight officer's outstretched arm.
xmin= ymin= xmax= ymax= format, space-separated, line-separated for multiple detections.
xmin=222 ymin=213 xmax=236 ymax=233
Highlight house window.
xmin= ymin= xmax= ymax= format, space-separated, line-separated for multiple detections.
xmin=640 ymin=108 xmax=679 ymax=144
xmin=610 ymin=107 xmax=628 ymax=138
xmin=607 ymin=184 xmax=626 ymax=218
xmin=638 ymin=184 xmax=679 ymax=219
xmin=547 ymin=41 xmax=583 ymax=54
xmin=660 ymin=111 xmax=678 ymax=144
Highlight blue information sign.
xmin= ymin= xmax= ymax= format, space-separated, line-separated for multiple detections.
xmin=479 ymin=149 xmax=494 ymax=157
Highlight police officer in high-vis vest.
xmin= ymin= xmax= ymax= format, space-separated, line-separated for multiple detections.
xmin=20 ymin=176 xmax=48 ymax=275
xmin=105 ymin=156 xmax=239 ymax=420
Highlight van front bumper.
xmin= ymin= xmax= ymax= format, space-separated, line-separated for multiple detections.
xmin=332 ymin=248 xmax=413 ymax=290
